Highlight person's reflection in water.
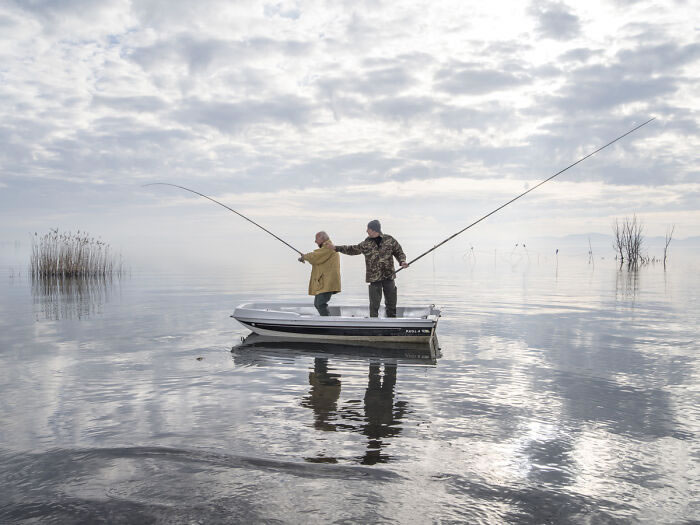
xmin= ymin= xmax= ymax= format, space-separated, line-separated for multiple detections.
xmin=300 ymin=358 xmax=341 ymax=431
xmin=359 ymin=362 xmax=407 ymax=465
xmin=301 ymin=357 xmax=408 ymax=464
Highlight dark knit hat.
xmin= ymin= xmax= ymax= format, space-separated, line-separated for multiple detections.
xmin=367 ymin=219 xmax=382 ymax=233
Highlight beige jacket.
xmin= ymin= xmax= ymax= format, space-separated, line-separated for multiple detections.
xmin=302 ymin=240 xmax=341 ymax=295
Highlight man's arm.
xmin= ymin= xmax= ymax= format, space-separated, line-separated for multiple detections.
xmin=302 ymin=248 xmax=333 ymax=265
xmin=334 ymin=242 xmax=364 ymax=256
xmin=392 ymin=239 xmax=408 ymax=267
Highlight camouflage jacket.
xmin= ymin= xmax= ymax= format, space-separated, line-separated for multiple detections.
xmin=335 ymin=234 xmax=406 ymax=283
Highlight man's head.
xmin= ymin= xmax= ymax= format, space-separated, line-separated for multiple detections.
xmin=315 ymin=231 xmax=329 ymax=247
xmin=367 ymin=219 xmax=381 ymax=238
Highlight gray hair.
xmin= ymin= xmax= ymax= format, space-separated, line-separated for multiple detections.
xmin=316 ymin=231 xmax=329 ymax=242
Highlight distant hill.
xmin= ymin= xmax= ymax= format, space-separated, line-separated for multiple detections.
xmin=527 ymin=233 xmax=700 ymax=256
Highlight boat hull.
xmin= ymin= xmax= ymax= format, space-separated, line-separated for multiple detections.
xmin=232 ymin=303 xmax=440 ymax=342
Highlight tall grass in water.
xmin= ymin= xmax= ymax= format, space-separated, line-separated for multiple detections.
xmin=30 ymin=229 xmax=123 ymax=278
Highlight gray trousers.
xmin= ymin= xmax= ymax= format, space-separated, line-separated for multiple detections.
xmin=369 ymin=279 xmax=397 ymax=317
xmin=314 ymin=292 xmax=334 ymax=316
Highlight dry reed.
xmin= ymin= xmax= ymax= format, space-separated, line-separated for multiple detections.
xmin=30 ymin=229 xmax=123 ymax=278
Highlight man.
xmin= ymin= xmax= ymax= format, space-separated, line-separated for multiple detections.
xmin=329 ymin=220 xmax=408 ymax=318
xmin=298 ymin=231 xmax=341 ymax=316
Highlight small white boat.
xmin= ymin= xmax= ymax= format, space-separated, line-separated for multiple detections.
xmin=232 ymin=302 xmax=441 ymax=342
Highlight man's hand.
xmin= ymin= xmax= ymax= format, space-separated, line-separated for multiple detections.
xmin=326 ymin=241 xmax=336 ymax=251
xmin=298 ymin=256 xmax=305 ymax=263
xmin=400 ymin=261 xmax=408 ymax=268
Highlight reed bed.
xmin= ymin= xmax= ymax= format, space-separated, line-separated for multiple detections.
xmin=30 ymin=229 xmax=123 ymax=278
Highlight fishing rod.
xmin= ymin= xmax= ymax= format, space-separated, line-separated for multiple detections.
xmin=395 ymin=117 xmax=655 ymax=274
xmin=143 ymin=182 xmax=304 ymax=256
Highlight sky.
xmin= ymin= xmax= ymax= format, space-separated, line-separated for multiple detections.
xmin=0 ymin=0 xmax=698 ymax=270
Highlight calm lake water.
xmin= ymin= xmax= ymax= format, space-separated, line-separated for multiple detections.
xmin=0 ymin=255 xmax=698 ymax=524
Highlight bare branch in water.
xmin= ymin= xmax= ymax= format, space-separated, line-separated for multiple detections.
xmin=664 ymin=225 xmax=675 ymax=269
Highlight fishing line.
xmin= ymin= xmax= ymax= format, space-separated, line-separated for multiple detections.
xmin=395 ymin=117 xmax=655 ymax=274
xmin=143 ymin=183 xmax=304 ymax=256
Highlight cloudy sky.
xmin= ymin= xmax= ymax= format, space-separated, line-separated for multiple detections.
xmin=1 ymin=0 xmax=698 ymax=268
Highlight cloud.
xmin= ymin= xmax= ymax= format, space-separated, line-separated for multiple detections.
xmin=558 ymin=47 xmax=597 ymax=63
xmin=187 ymin=177 xmax=700 ymax=226
xmin=528 ymin=0 xmax=581 ymax=40
xmin=0 ymin=12 xmax=22 ymax=33
xmin=127 ymin=34 xmax=313 ymax=76
xmin=14 ymin=0 xmax=106 ymax=16
xmin=0 ymin=116 xmax=60 ymax=177
xmin=438 ymin=104 xmax=517 ymax=131
xmin=355 ymin=66 xmax=418 ymax=96
xmin=615 ymin=42 xmax=700 ymax=74
xmin=91 ymin=95 xmax=168 ymax=113
xmin=315 ymin=61 xmax=429 ymax=121
xmin=267 ymin=151 xmax=404 ymax=189
xmin=434 ymin=62 xmax=531 ymax=95
xmin=545 ymin=64 xmax=677 ymax=112
xmin=1 ymin=0 xmax=699 ymax=245
xmin=652 ymin=106 xmax=700 ymax=135
xmin=172 ymin=96 xmax=315 ymax=133
xmin=127 ymin=36 xmax=229 ymax=75
xmin=263 ymin=2 xmax=301 ymax=20
xmin=316 ymin=65 xmax=419 ymax=104
xmin=0 ymin=113 xmax=198 ymax=184
xmin=370 ymin=96 xmax=440 ymax=121
xmin=11 ymin=0 xmax=130 ymax=37
xmin=129 ymin=0 xmax=246 ymax=32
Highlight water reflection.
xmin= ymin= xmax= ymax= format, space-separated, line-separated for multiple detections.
xmin=300 ymin=359 xmax=408 ymax=464
xmin=303 ymin=360 xmax=408 ymax=465
xmin=301 ymin=358 xmax=342 ymax=433
xmin=353 ymin=362 xmax=407 ymax=465
xmin=1 ymin=261 xmax=697 ymax=522
xmin=31 ymin=275 xmax=118 ymax=320
xmin=615 ymin=268 xmax=640 ymax=298
xmin=232 ymin=334 xmax=439 ymax=365
xmin=232 ymin=335 xmax=438 ymax=464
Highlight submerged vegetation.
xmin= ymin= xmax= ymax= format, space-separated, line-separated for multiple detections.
xmin=613 ymin=216 xmax=676 ymax=269
xmin=30 ymin=229 xmax=124 ymax=278
xmin=613 ymin=216 xmax=644 ymax=268
xmin=664 ymin=226 xmax=674 ymax=269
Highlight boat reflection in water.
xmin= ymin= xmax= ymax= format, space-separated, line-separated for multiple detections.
xmin=232 ymin=333 xmax=440 ymax=365
xmin=232 ymin=334 xmax=440 ymax=464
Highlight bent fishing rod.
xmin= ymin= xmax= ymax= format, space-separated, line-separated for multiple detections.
xmin=143 ymin=182 xmax=304 ymax=256
xmin=395 ymin=117 xmax=656 ymax=274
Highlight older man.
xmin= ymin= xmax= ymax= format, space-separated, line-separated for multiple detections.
xmin=329 ymin=220 xmax=407 ymax=318
xmin=298 ymin=231 xmax=341 ymax=316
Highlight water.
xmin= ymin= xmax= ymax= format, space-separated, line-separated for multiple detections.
xmin=1 ymin=257 xmax=698 ymax=523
